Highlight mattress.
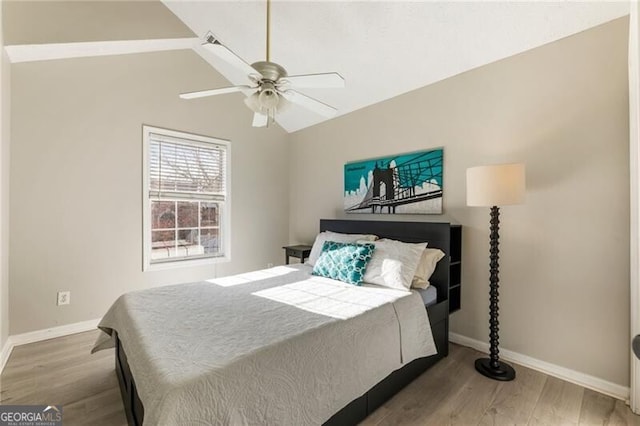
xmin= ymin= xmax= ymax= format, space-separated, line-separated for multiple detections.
xmin=415 ymin=285 xmax=438 ymax=307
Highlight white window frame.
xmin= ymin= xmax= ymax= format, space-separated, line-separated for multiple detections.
xmin=142 ymin=125 xmax=231 ymax=271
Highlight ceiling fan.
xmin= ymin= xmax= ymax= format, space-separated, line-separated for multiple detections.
xmin=179 ymin=0 xmax=345 ymax=128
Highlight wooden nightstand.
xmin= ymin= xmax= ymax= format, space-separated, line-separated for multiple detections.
xmin=283 ymin=245 xmax=312 ymax=264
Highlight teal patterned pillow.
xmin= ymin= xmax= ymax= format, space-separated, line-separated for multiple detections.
xmin=311 ymin=241 xmax=375 ymax=285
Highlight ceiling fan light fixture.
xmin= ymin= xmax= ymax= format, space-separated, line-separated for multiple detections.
xmin=244 ymin=91 xmax=262 ymax=113
xmin=258 ymin=82 xmax=279 ymax=109
xmin=244 ymin=82 xmax=284 ymax=120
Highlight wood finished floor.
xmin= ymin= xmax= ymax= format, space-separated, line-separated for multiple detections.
xmin=0 ymin=331 xmax=638 ymax=426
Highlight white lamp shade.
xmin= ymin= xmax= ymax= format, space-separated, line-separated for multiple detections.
xmin=244 ymin=92 xmax=262 ymax=113
xmin=467 ymin=163 xmax=525 ymax=207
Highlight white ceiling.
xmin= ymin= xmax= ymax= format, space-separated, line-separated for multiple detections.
xmin=163 ymin=1 xmax=630 ymax=133
xmin=5 ymin=1 xmax=628 ymax=133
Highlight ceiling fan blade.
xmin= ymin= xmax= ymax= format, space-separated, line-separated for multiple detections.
xmin=202 ymin=35 xmax=261 ymax=78
xmin=282 ymin=72 xmax=345 ymax=89
xmin=179 ymin=85 xmax=253 ymax=100
xmin=280 ymin=90 xmax=337 ymax=118
xmin=252 ymin=112 xmax=268 ymax=127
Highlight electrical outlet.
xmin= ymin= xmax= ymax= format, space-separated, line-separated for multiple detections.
xmin=57 ymin=291 xmax=70 ymax=306
xmin=267 ymin=263 xmax=274 ymax=268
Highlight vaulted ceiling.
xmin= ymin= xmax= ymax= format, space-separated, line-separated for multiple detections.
xmin=3 ymin=1 xmax=630 ymax=133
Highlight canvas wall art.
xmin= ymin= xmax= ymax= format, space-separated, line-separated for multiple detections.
xmin=344 ymin=148 xmax=443 ymax=214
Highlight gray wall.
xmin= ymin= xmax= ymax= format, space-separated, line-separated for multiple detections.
xmin=288 ymin=18 xmax=630 ymax=387
xmin=9 ymin=49 xmax=290 ymax=334
xmin=0 ymin=2 xmax=10 ymax=351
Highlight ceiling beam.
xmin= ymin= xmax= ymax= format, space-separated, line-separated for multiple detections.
xmin=5 ymin=38 xmax=200 ymax=63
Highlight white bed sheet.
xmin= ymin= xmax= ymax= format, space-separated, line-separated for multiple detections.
xmin=415 ymin=285 xmax=438 ymax=306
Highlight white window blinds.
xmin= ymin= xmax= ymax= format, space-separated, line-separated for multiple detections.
xmin=148 ymin=132 xmax=227 ymax=201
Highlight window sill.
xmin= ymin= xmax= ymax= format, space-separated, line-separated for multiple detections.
xmin=143 ymin=255 xmax=230 ymax=272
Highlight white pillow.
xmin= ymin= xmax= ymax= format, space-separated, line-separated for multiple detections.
xmin=362 ymin=239 xmax=427 ymax=291
xmin=307 ymin=231 xmax=377 ymax=266
xmin=411 ymin=248 xmax=446 ymax=289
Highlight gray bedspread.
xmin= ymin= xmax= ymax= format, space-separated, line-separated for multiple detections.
xmin=93 ymin=264 xmax=436 ymax=425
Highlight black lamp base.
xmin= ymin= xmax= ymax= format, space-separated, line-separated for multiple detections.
xmin=475 ymin=358 xmax=516 ymax=381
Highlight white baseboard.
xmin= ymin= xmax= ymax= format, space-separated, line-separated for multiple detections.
xmin=0 ymin=318 xmax=100 ymax=374
xmin=449 ymin=332 xmax=630 ymax=402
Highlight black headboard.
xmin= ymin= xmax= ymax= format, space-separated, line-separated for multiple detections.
xmin=319 ymin=219 xmax=451 ymax=304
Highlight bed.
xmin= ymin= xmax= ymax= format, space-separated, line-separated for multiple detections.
xmin=94 ymin=219 xmax=454 ymax=426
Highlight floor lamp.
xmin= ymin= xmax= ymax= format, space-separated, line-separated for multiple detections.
xmin=466 ymin=163 xmax=525 ymax=381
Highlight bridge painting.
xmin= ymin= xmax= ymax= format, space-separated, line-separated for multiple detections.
xmin=344 ymin=148 xmax=443 ymax=214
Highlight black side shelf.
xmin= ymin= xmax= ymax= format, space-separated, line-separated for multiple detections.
xmin=449 ymin=225 xmax=462 ymax=313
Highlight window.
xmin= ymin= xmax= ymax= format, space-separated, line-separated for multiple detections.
xmin=142 ymin=126 xmax=230 ymax=270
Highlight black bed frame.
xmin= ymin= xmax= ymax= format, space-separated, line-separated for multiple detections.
xmin=115 ymin=219 xmax=453 ymax=426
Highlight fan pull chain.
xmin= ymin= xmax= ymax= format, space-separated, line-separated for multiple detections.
xmin=268 ymin=106 xmax=275 ymax=127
